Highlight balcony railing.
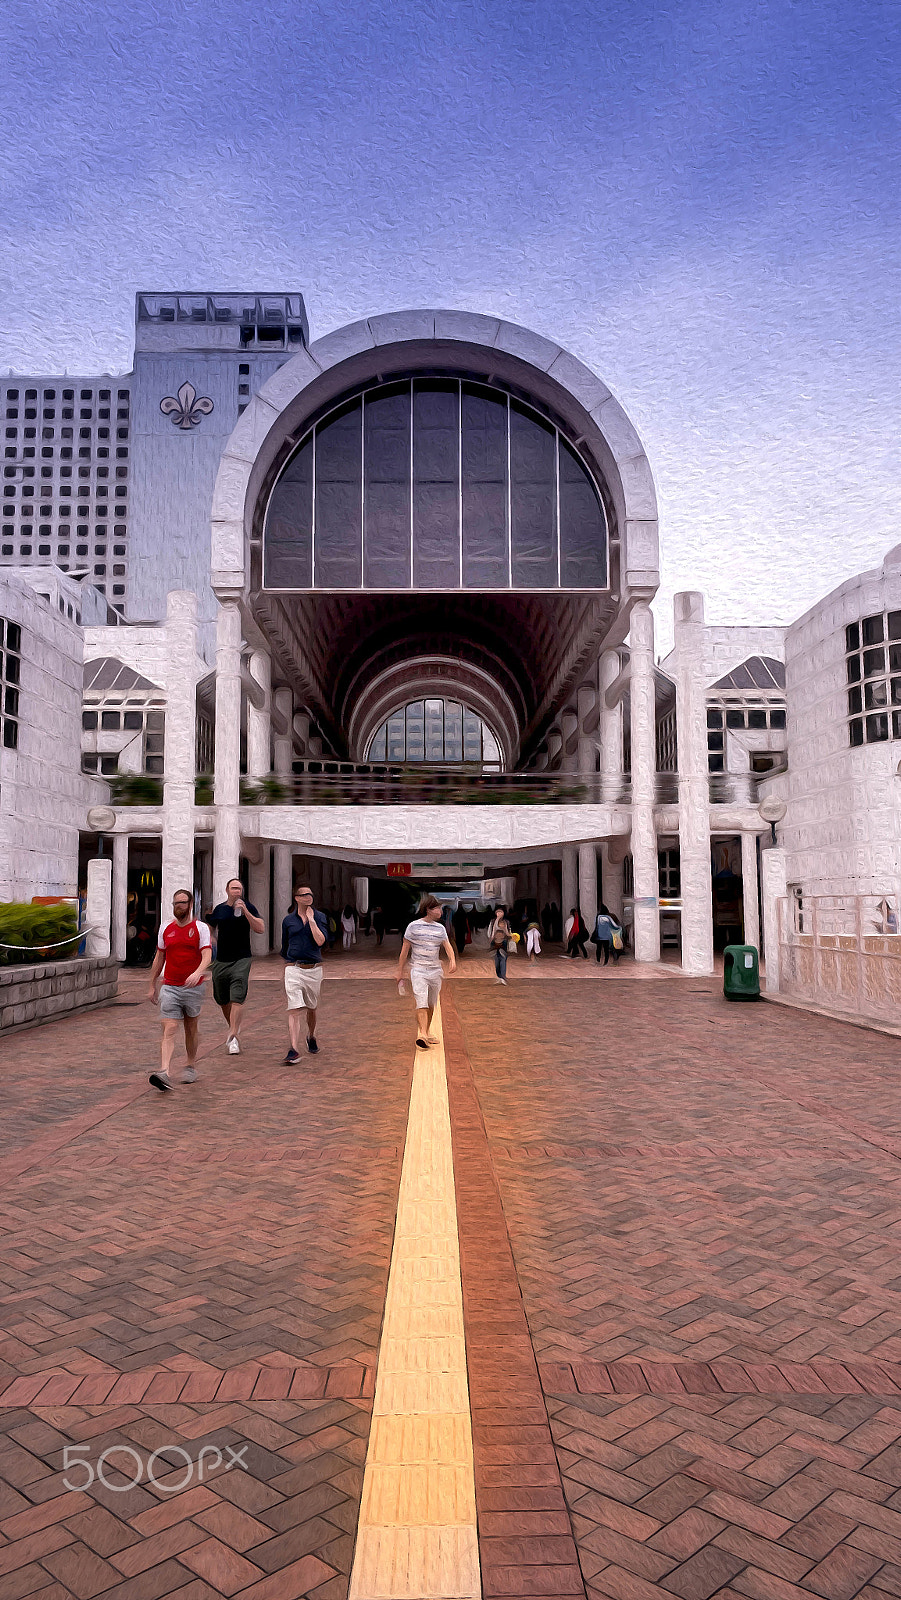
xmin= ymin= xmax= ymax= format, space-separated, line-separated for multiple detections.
xmin=106 ymin=767 xmax=765 ymax=808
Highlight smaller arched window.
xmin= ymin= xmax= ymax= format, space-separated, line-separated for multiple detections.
xmin=367 ymin=699 xmax=502 ymax=769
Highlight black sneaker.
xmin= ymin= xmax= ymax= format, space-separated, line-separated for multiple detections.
xmin=149 ymin=1072 xmax=173 ymax=1092
xmin=283 ymin=1048 xmax=300 ymax=1065
xmin=306 ymin=1037 xmax=319 ymax=1054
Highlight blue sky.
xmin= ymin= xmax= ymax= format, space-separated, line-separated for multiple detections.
xmin=1 ymin=0 xmax=898 ymax=645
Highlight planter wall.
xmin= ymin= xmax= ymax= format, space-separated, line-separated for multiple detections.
xmin=0 ymin=957 xmax=118 ymax=1031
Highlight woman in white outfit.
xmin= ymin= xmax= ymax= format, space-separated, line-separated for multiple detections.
xmin=340 ymin=904 xmax=357 ymax=950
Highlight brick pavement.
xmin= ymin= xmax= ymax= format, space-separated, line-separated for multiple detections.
xmin=4 ymin=962 xmax=901 ymax=1598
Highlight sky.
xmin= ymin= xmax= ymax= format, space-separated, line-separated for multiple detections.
xmin=0 ymin=0 xmax=898 ymax=650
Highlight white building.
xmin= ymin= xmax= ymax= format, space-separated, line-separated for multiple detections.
xmin=5 ymin=292 xmax=897 ymax=1011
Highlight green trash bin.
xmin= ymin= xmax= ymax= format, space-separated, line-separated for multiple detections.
xmin=723 ymin=943 xmax=760 ymax=1000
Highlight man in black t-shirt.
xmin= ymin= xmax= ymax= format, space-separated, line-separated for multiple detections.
xmin=207 ymin=878 xmax=264 ymax=1055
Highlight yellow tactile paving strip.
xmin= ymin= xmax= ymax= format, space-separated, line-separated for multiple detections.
xmin=349 ymin=1004 xmax=481 ymax=1600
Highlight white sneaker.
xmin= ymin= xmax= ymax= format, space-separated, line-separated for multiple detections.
xmin=227 ymin=1036 xmax=241 ymax=1055
xmin=181 ymin=1067 xmax=197 ymax=1084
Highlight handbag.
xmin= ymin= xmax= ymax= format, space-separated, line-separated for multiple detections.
xmin=611 ymin=929 xmax=624 ymax=951
xmin=506 ymin=937 xmax=517 ymax=953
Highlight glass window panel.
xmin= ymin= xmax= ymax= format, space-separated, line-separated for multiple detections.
xmin=461 ymin=384 xmax=507 ymax=588
xmin=510 ymin=402 xmax=556 ymax=587
xmin=847 ymin=653 xmax=861 ymax=683
xmin=707 ymin=731 xmax=724 ymax=751
xmin=482 ymin=726 xmax=501 ymax=765
xmin=846 ymin=622 xmax=860 ymax=652
xmin=863 ymin=614 xmax=885 ymax=645
xmin=706 ymin=708 xmax=723 ymax=728
xmin=747 ymin=708 xmax=768 ymax=729
xmin=123 ymin=710 xmax=143 ymax=730
xmin=863 ymin=647 xmax=885 ymax=677
xmin=463 ymin=709 xmax=482 ymax=761
xmin=726 ymin=709 xmax=745 ymax=728
xmin=82 ymin=710 xmax=97 ymax=729
xmin=708 ymin=753 xmax=724 ymax=772
xmin=866 ymin=712 xmax=889 ymax=742
xmin=369 ymin=725 xmax=386 ymax=761
xmin=892 ymin=679 xmax=901 ymax=705
xmin=559 ymin=440 xmax=606 ymax=587
xmin=405 ymin=700 xmax=425 ymax=760
xmin=6 ymin=622 xmax=20 ymax=652
xmin=894 ymin=711 xmax=901 ymax=740
xmin=314 ymin=398 xmax=362 ymax=588
xmin=412 ymin=381 xmax=459 ymax=587
xmin=4 ymin=653 xmax=18 ymax=684
xmin=364 ymin=386 xmax=411 ymax=587
xmin=424 ymin=698 xmax=444 ymax=760
xmin=386 ymin=711 xmax=405 ymax=761
xmin=444 ymin=700 xmax=463 ymax=760
xmin=865 ymin=679 xmax=888 ymax=708
xmin=890 ymin=645 xmax=901 ymax=673
xmin=265 ymin=434 xmax=313 ymax=586
xmin=100 ymin=710 xmax=120 ymax=730
xmin=848 ymin=686 xmax=862 ymax=715
xmin=889 ymin=611 xmax=901 ymax=641
xmin=849 ymin=718 xmax=863 ymax=746
xmin=769 ymin=708 xmax=786 ymax=729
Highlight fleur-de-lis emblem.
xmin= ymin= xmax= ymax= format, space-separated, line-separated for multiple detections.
xmin=160 ymin=382 xmax=215 ymax=429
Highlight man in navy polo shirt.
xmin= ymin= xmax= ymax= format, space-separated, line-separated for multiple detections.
xmin=281 ymin=884 xmax=328 ymax=1062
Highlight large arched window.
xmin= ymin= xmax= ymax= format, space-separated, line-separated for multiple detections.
xmin=367 ymin=700 xmax=502 ymax=769
xmin=263 ymin=378 xmax=608 ymax=592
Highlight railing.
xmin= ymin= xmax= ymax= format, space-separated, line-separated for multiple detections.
xmin=107 ymin=766 xmax=765 ymax=808
xmin=777 ymin=893 xmax=901 ymax=1025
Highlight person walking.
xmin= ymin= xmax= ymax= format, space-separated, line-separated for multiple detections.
xmin=489 ymin=906 xmax=512 ymax=984
xmin=525 ymin=916 xmax=542 ymax=962
xmin=207 ymin=877 xmax=264 ymax=1054
xmin=281 ymin=885 xmax=328 ymax=1062
xmin=372 ymin=904 xmax=386 ymax=946
xmin=397 ymin=894 xmax=456 ymax=1048
xmin=341 ymin=903 xmax=357 ymax=950
xmin=148 ymin=889 xmax=213 ymax=1091
xmin=592 ymin=903 xmax=622 ymax=965
xmin=452 ymin=902 xmax=469 ymax=957
xmin=565 ymin=908 xmax=589 ymax=958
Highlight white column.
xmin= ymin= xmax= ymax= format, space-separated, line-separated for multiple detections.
xmin=673 ymin=592 xmax=714 ymax=975
xmin=213 ymin=597 xmax=242 ymax=895
xmin=248 ymin=848 xmax=270 ymax=956
xmin=272 ymin=686 xmax=294 ymax=950
xmin=85 ymin=857 xmax=112 ymax=958
xmin=546 ymin=727 xmax=563 ymax=771
xmin=560 ymin=708 xmax=578 ymax=773
xmin=246 ymin=648 xmax=271 ymax=780
xmin=354 ymin=876 xmax=369 ymax=915
xmin=761 ymin=846 xmax=787 ymax=993
xmin=629 ymin=600 xmax=660 ymax=962
xmin=111 ymin=832 xmax=129 ymax=962
xmin=161 ymin=590 xmax=198 ymax=915
xmin=742 ymin=830 xmax=760 ymax=951
xmin=599 ymin=649 xmax=623 ymax=803
xmin=601 ymin=846 xmax=623 ymax=920
xmin=579 ymin=841 xmax=598 ymax=929
xmin=562 ymin=847 xmax=578 ymax=924
xmin=577 ymin=683 xmax=597 ymax=783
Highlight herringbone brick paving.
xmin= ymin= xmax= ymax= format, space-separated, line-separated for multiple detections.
xmin=453 ymin=977 xmax=901 ymax=1597
xmin=6 ymin=962 xmax=901 ymax=1599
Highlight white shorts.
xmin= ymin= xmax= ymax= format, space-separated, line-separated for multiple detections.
xmin=284 ymin=964 xmax=324 ymax=1010
xmin=410 ymin=968 xmax=442 ymax=1010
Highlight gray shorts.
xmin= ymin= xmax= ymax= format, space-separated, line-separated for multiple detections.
xmin=159 ymin=983 xmax=204 ymax=1019
xmin=410 ymin=968 xmax=442 ymax=1010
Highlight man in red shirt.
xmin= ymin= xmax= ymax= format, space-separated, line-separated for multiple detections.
xmin=147 ymin=889 xmax=212 ymax=1091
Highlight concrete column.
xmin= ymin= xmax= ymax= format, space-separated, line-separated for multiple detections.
xmin=161 ymin=591 xmax=198 ymax=914
xmin=579 ymin=842 xmax=598 ymax=929
xmin=600 ymin=845 xmax=623 ymax=920
xmin=599 ymin=649 xmax=623 ymax=803
xmin=673 ymin=592 xmax=714 ymax=975
xmin=629 ymin=600 xmax=660 ymax=963
xmin=761 ymin=846 xmax=787 ymax=993
xmin=546 ymin=727 xmax=563 ymax=771
xmin=247 ymin=649 xmax=271 ymax=780
xmin=272 ymin=685 xmax=294 ymax=951
xmin=742 ymin=830 xmax=761 ymax=951
xmin=213 ymin=597 xmax=242 ymax=894
xmin=577 ymin=682 xmax=597 ymax=783
xmin=560 ymin=708 xmax=578 ymax=773
xmin=562 ymin=847 xmax=578 ymax=923
xmin=111 ymin=832 xmax=129 ymax=962
xmin=248 ymin=848 xmax=270 ymax=956
xmin=85 ymin=856 xmax=112 ymax=958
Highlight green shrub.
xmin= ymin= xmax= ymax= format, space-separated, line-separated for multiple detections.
xmin=107 ymin=773 xmax=163 ymax=805
xmin=0 ymin=902 xmax=80 ymax=965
